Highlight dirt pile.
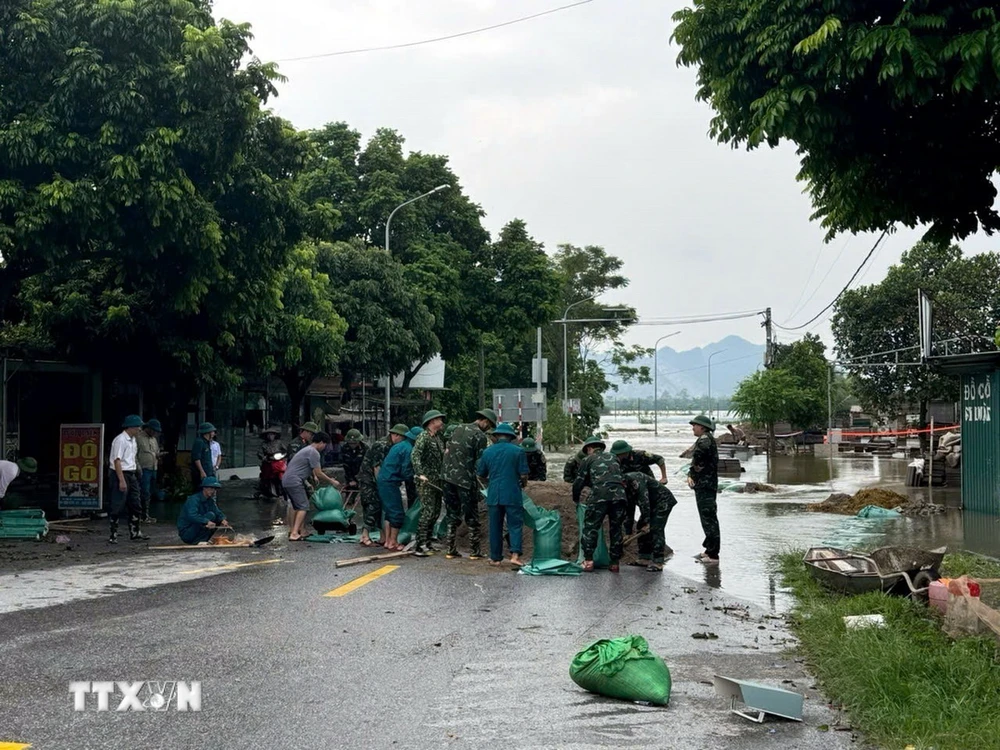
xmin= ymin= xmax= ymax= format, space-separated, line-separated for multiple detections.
xmin=808 ymin=488 xmax=909 ymax=515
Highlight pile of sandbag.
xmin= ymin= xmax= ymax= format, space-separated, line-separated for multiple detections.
xmin=935 ymin=431 xmax=961 ymax=469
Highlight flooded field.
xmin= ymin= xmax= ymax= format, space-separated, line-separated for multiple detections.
xmin=544 ymin=412 xmax=1000 ymax=611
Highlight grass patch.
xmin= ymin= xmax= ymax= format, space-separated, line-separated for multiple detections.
xmin=779 ymin=551 xmax=1000 ymax=750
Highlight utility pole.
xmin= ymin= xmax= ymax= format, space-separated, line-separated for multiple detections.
xmin=763 ymin=307 xmax=773 ymax=369
xmin=536 ymin=327 xmax=544 ymax=444
xmin=478 ymin=336 xmax=485 ymax=409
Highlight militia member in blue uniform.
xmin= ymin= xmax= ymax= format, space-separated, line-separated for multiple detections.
xmin=477 ymin=423 xmax=529 ymax=567
xmin=177 ymin=477 xmax=230 ymax=544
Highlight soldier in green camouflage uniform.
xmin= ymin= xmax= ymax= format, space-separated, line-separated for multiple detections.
xmin=572 ymin=436 xmax=626 ymax=573
xmin=412 ymin=410 xmax=446 ymax=556
xmin=624 ymin=471 xmax=677 ymax=571
xmin=358 ymin=424 xmax=408 ymax=546
xmin=562 ymin=450 xmax=586 ymax=483
xmin=287 ymin=421 xmax=320 ymax=461
xmin=521 ymin=438 xmax=547 ymax=481
xmin=687 ymin=415 xmax=720 ymax=563
xmin=441 ymin=408 xmax=497 ymax=559
xmin=341 ymin=429 xmax=367 ymax=489
xmin=610 ymin=440 xmax=667 ymax=536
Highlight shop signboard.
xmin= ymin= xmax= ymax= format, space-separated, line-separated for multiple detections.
xmin=58 ymin=424 xmax=105 ymax=510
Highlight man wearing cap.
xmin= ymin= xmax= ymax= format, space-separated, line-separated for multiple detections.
xmin=341 ymin=429 xmax=368 ymax=490
xmin=441 ymin=408 xmax=497 ymax=559
xmin=288 ymin=421 xmax=319 ymax=461
xmin=688 ymin=415 xmax=720 ymax=564
xmin=283 ymin=431 xmax=339 ymax=541
xmin=521 ymin=438 xmax=547 ymax=481
xmin=359 ymin=424 xmax=407 ymax=547
xmin=412 ymin=410 xmax=446 ymax=556
xmin=0 ymin=457 xmax=36 ymax=510
xmin=378 ymin=426 xmax=421 ymax=551
xmin=177 ymin=477 xmax=231 ymax=545
xmin=477 ymin=423 xmax=529 ymax=567
xmin=191 ymin=422 xmax=217 ymax=492
xmin=624 ymin=471 xmax=678 ymax=572
xmin=136 ymin=419 xmax=162 ymax=524
xmin=110 ymin=415 xmax=147 ymax=543
xmin=572 ymin=435 xmax=626 ymax=573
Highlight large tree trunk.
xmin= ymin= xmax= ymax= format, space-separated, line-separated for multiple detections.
xmin=282 ymin=372 xmax=314 ymax=426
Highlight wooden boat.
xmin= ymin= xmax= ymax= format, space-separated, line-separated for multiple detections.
xmin=803 ymin=545 xmax=946 ymax=596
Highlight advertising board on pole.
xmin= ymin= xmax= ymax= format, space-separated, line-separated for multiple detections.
xmin=58 ymin=424 xmax=105 ymax=510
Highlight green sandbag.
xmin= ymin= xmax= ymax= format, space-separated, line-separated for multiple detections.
xmin=575 ymin=503 xmax=610 ymax=568
xmin=522 ymin=493 xmax=563 ymax=563
xmin=396 ymin=500 xmax=422 ymax=545
xmin=433 ymin=516 xmax=448 ymax=540
xmin=856 ymin=504 xmax=901 ymax=518
xmin=569 ymin=635 xmax=671 ymax=705
xmin=1 ymin=509 xmax=45 ymax=518
xmin=311 ymin=486 xmax=345 ymax=512
xmin=519 ymin=559 xmax=583 ymax=576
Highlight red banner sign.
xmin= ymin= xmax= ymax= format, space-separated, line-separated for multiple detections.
xmin=58 ymin=424 xmax=105 ymax=510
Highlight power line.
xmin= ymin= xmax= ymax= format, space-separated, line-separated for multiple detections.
xmin=775 ymin=229 xmax=889 ymax=332
xmin=275 ymin=0 xmax=596 ymax=62
xmin=785 ymin=235 xmax=852 ymax=323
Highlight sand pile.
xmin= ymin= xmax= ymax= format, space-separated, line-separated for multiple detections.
xmin=808 ymin=488 xmax=908 ymax=515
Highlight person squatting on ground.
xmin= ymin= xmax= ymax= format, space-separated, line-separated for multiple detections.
xmin=413 ymin=410 xmax=447 ymax=557
xmin=190 ymin=421 xmax=217 ymax=492
xmin=136 ymin=418 xmax=162 ymax=524
xmin=623 ymin=471 xmax=678 ymax=572
xmin=109 ymin=415 xmax=148 ymax=543
xmin=573 ymin=435 xmax=627 ymax=573
xmin=177 ymin=477 xmax=231 ymax=544
xmin=610 ymin=440 xmax=667 ymax=537
xmin=688 ymin=415 xmax=720 ymax=564
xmin=282 ymin=431 xmax=339 ymax=542
xmin=441 ymin=408 xmax=497 ymax=560
xmin=521 ymin=438 xmax=547 ymax=481
xmin=378 ymin=426 xmax=421 ymax=551
xmin=477 ymin=422 xmax=529 ymax=568
xmin=359 ymin=424 xmax=407 ymax=547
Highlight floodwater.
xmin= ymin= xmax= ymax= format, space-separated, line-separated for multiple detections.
xmin=546 ymin=412 xmax=1000 ymax=611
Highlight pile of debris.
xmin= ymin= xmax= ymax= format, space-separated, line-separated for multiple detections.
xmin=809 ymin=487 xmax=947 ymax=516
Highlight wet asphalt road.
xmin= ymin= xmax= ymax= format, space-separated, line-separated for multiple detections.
xmin=0 ymin=534 xmax=861 ymax=750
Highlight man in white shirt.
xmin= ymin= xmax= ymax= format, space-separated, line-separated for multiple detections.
xmin=0 ymin=457 xmax=36 ymax=509
xmin=109 ymin=414 xmax=147 ymax=543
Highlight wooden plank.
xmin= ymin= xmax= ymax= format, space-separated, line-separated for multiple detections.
xmin=150 ymin=544 xmax=256 ymax=550
xmin=335 ymin=542 xmax=415 ymax=568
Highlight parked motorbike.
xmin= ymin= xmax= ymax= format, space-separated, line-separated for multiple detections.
xmin=258 ymin=452 xmax=286 ymax=501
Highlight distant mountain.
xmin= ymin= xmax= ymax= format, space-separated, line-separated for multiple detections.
xmin=604 ymin=335 xmax=765 ymax=399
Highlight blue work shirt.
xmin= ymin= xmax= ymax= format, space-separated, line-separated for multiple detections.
xmin=177 ymin=492 xmax=226 ymax=543
xmin=378 ymin=440 xmax=414 ymax=483
xmin=191 ymin=437 xmax=215 ymax=478
xmin=477 ymin=440 xmax=529 ymax=507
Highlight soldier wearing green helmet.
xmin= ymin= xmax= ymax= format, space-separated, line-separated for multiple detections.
xmin=688 ymin=415 xmax=720 ymax=564
xmin=441 ymin=408 xmax=497 ymax=559
xmin=572 ymin=435 xmax=627 ymax=573
xmin=412 ymin=409 xmax=447 ymax=556
xmin=520 ymin=437 xmax=547 ymax=481
xmin=341 ymin=428 xmax=368 ymax=490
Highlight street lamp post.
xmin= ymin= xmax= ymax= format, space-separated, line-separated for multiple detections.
xmin=653 ymin=331 xmax=682 ymax=436
xmin=383 ymin=184 xmax=450 ymax=434
xmin=707 ymin=349 xmax=727 ymax=420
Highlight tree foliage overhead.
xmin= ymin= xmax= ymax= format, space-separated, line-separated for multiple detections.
xmin=771 ymin=333 xmax=829 ymax=428
xmin=672 ymin=1 xmax=1000 ymax=240
xmin=832 ymin=241 xmax=1000 ymax=417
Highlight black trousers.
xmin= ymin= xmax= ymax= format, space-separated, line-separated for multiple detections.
xmin=109 ymin=470 xmax=141 ymax=536
xmin=695 ymin=487 xmax=720 ymax=558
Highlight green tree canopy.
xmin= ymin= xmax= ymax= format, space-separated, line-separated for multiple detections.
xmin=832 ymin=241 xmax=1000 ymax=417
xmin=771 ymin=333 xmax=828 ymax=428
xmin=672 ymin=1 xmax=1000 ymax=240
xmin=731 ymin=369 xmax=812 ymax=429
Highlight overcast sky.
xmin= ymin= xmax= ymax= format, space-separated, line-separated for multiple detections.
xmin=213 ymin=0 xmax=997 ymax=354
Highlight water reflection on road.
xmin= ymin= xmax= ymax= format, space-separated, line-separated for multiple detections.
xmin=545 ymin=413 xmax=998 ymax=611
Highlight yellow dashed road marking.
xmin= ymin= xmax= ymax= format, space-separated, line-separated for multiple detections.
xmin=0 ymin=742 xmax=32 ymax=749
xmin=181 ymin=559 xmax=286 ymax=575
xmin=324 ymin=565 xmax=400 ymax=597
